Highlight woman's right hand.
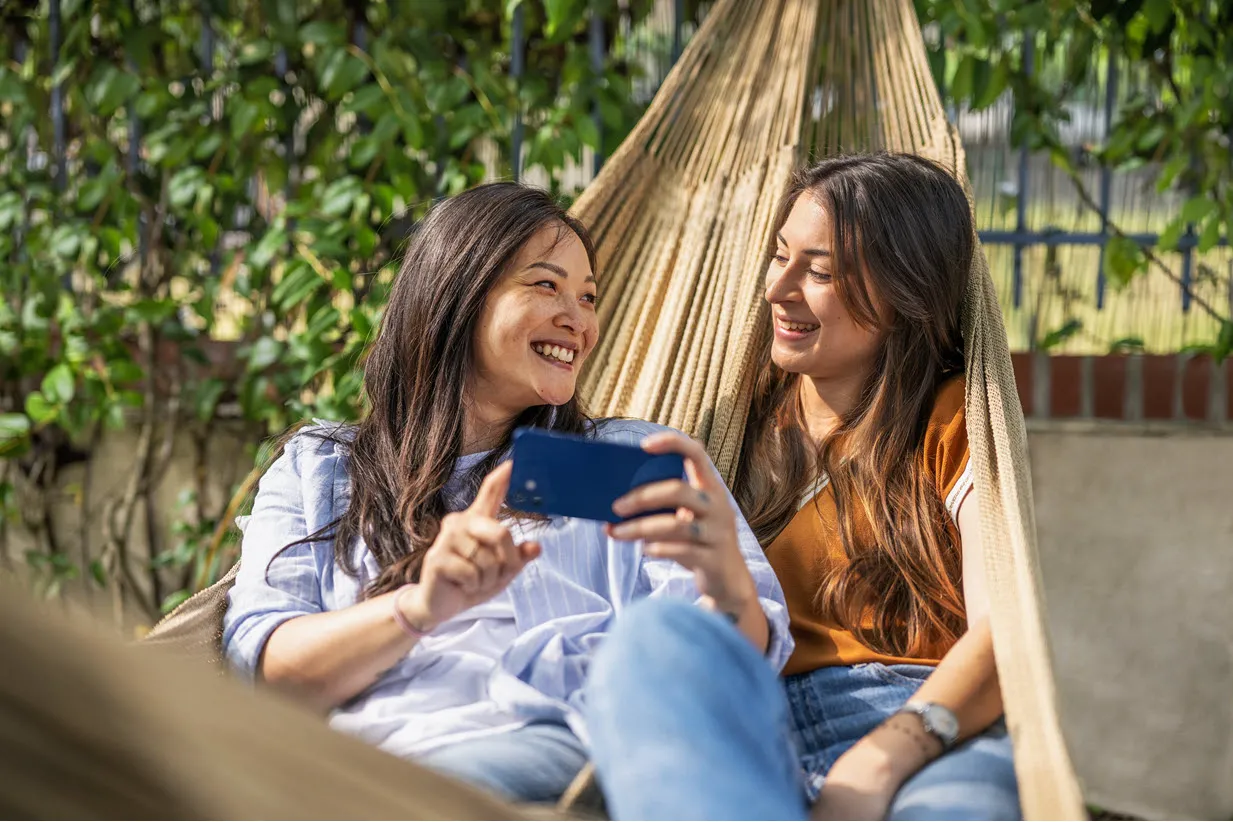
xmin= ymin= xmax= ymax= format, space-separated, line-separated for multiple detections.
xmin=397 ymin=461 xmax=540 ymax=633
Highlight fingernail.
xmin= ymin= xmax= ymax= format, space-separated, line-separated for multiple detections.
xmin=611 ymin=498 xmax=629 ymax=516
xmin=609 ymin=524 xmax=631 ymax=540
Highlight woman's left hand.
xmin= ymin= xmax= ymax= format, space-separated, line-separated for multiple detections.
xmin=606 ymin=431 xmax=758 ymax=615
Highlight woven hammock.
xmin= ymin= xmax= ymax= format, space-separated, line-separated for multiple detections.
xmin=142 ymin=0 xmax=1084 ymax=818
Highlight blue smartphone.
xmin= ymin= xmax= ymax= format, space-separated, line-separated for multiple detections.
xmin=506 ymin=427 xmax=685 ymax=523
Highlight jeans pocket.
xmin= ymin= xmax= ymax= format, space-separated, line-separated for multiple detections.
xmin=859 ymin=662 xmax=934 ymax=689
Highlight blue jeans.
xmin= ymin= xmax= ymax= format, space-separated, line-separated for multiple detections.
xmin=417 ymin=721 xmax=588 ymax=803
xmin=585 ymin=598 xmax=1021 ymax=820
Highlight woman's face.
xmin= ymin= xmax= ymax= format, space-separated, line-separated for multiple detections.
xmin=764 ymin=194 xmax=883 ymax=380
xmin=470 ymin=224 xmax=599 ymax=419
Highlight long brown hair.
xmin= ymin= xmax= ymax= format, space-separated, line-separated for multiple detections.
xmin=734 ymin=153 xmax=972 ymax=657
xmin=284 ymin=183 xmax=596 ymax=597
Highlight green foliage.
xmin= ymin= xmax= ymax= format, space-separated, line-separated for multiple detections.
xmin=0 ymin=0 xmax=658 ymax=617
xmin=918 ymin=0 xmax=1233 ymax=354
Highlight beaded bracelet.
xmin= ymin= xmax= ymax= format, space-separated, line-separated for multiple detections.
xmin=392 ymin=584 xmax=432 ymax=639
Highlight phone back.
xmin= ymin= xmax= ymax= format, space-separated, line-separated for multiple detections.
xmin=506 ymin=427 xmax=685 ymax=523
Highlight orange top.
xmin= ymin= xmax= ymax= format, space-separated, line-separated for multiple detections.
xmin=767 ymin=376 xmax=972 ymax=676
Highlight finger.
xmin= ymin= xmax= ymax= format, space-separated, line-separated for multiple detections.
xmin=492 ymin=541 xmax=540 ymax=590
xmin=640 ymin=432 xmax=724 ymax=493
xmin=465 ymin=517 xmax=518 ymax=574
xmin=470 ymin=460 xmax=513 ymax=518
xmin=607 ymin=513 xmax=701 ymax=544
xmin=436 ymin=552 xmax=483 ymax=595
xmin=612 ymin=478 xmax=712 ymax=520
xmin=465 ymin=541 xmax=504 ymax=588
xmin=641 ymin=541 xmax=704 ymax=566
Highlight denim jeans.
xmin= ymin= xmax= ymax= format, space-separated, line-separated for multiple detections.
xmin=417 ymin=721 xmax=588 ymax=803
xmin=585 ymin=598 xmax=1021 ymax=820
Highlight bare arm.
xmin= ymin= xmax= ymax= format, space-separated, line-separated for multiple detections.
xmin=813 ymin=488 xmax=1002 ymax=819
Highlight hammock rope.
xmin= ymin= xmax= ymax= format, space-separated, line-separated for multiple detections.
xmin=146 ymin=1 xmax=1086 ymax=817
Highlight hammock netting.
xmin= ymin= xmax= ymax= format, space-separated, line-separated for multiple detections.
xmin=134 ymin=0 xmax=1085 ymax=818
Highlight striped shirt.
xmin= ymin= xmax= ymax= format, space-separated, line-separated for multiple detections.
xmin=222 ymin=418 xmax=792 ymax=759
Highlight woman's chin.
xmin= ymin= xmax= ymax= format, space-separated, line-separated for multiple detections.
xmin=535 ymin=384 xmax=577 ymax=407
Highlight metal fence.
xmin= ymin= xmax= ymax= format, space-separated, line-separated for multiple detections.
xmin=27 ymin=0 xmax=1233 ymax=352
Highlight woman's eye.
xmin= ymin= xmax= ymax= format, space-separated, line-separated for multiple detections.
xmin=809 ymin=270 xmax=833 ymax=282
xmin=773 ymin=253 xmax=789 ymax=265
xmin=581 ymin=293 xmax=597 ymax=305
xmin=535 ymin=280 xmax=557 ymax=292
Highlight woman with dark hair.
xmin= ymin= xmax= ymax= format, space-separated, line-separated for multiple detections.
xmin=222 ymin=182 xmax=791 ymax=803
xmin=584 ymin=154 xmax=1021 ymax=820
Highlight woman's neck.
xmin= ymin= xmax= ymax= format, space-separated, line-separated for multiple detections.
xmin=461 ymin=397 xmax=519 ymax=455
xmin=797 ymin=370 xmax=869 ymax=445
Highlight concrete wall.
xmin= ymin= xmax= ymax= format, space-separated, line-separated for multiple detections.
xmin=1029 ymin=421 xmax=1233 ymax=819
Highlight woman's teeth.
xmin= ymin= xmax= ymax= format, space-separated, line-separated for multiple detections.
xmin=533 ymin=343 xmax=575 ymax=364
xmin=779 ymin=319 xmax=820 ymax=332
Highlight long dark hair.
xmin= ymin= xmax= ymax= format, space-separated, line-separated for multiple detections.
xmin=734 ymin=153 xmax=972 ymax=657
xmin=283 ymin=183 xmax=596 ymax=597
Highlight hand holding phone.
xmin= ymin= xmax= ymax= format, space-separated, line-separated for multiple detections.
xmin=606 ymin=431 xmax=760 ymax=619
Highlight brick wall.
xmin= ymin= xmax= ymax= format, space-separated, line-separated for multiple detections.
xmin=1011 ymin=353 xmax=1232 ymax=423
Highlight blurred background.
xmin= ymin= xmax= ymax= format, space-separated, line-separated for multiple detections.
xmin=0 ymin=0 xmax=1230 ymax=628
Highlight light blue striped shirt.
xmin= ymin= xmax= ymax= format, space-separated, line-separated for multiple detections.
xmin=223 ymin=418 xmax=792 ymax=758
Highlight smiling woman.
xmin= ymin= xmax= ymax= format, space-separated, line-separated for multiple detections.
xmin=220 ymin=182 xmax=792 ymax=805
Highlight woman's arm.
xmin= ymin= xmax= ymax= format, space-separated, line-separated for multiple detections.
xmin=812 ymin=488 xmax=1002 ymax=820
xmin=236 ymin=460 xmax=538 ymax=713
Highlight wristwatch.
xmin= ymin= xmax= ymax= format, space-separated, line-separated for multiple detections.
xmin=897 ymin=701 xmax=960 ymax=751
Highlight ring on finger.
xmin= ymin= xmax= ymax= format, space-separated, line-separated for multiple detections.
xmin=464 ymin=542 xmax=482 ymax=561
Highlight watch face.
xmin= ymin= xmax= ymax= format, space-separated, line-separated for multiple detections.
xmin=924 ymin=704 xmax=960 ymax=742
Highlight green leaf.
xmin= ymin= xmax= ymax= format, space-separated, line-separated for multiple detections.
xmin=1157 ymin=153 xmax=1189 ymax=191
xmin=271 ymin=263 xmax=325 ymax=310
xmin=49 ymin=224 xmax=81 ymax=258
xmin=248 ymin=337 xmax=285 ymax=372
xmin=1142 ymin=0 xmax=1173 ymax=32
xmin=319 ymin=49 xmax=369 ymax=101
xmin=1214 ymin=321 xmax=1233 ymax=363
xmin=1039 ymin=319 xmax=1083 ymax=351
xmin=1180 ymin=196 xmax=1218 ymax=225
xmin=249 ymin=227 xmax=287 ymax=271
xmin=1104 ymin=235 xmax=1145 ymax=289
xmin=971 ymin=58 xmax=1009 ymax=110
xmin=320 ymin=176 xmax=363 ymax=218
xmin=90 ymin=560 xmax=108 ymax=587
xmin=86 ymin=65 xmax=140 ymax=116
xmin=544 ymin=0 xmax=583 ymax=38
xmin=305 ymin=305 xmax=341 ymax=339
xmin=300 ymin=21 xmax=344 ymax=45
xmin=194 ymin=379 xmax=227 ymax=422
xmin=0 ymin=414 xmax=30 ymax=454
xmin=42 ymin=363 xmax=75 ymax=404
xmin=575 ymin=114 xmax=600 ymax=151
xmin=950 ymin=55 xmax=975 ymax=102
xmin=24 ymin=392 xmax=57 ymax=424
xmin=1157 ymin=216 xmax=1186 ymax=251
xmin=169 ymin=167 xmax=207 ymax=209
xmin=1197 ymin=214 xmax=1222 ymax=254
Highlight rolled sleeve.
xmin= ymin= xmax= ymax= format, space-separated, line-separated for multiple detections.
xmin=222 ymin=436 xmax=327 ymax=680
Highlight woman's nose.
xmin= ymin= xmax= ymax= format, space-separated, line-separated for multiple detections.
xmin=764 ymin=265 xmax=795 ymax=304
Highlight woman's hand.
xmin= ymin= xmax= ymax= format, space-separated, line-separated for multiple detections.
xmin=398 ymin=462 xmax=541 ymax=632
xmin=606 ymin=432 xmax=759 ymax=618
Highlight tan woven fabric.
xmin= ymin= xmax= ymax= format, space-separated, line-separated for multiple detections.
xmin=0 ymin=580 xmax=534 ymax=820
xmin=572 ymin=0 xmax=1083 ymax=818
xmin=145 ymin=0 xmax=1084 ymax=818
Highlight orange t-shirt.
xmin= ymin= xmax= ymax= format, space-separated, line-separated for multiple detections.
xmin=766 ymin=376 xmax=973 ymax=677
